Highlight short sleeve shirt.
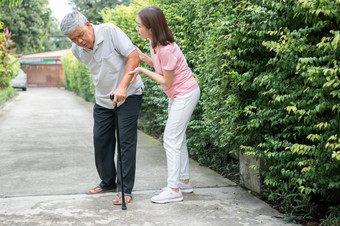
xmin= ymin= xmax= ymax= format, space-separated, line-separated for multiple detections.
xmin=72 ymin=23 xmax=144 ymax=109
xmin=150 ymin=42 xmax=197 ymax=99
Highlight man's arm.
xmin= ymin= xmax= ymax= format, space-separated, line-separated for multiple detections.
xmin=111 ymin=49 xmax=140 ymax=107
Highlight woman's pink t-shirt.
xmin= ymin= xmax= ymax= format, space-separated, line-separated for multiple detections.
xmin=150 ymin=42 xmax=198 ymax=99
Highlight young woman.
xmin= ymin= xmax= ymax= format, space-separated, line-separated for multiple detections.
xmin=129 ymin=6 xmax=200 ymax=203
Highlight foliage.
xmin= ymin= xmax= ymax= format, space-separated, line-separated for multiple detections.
xmin=0 ymin=25 xmax=20 ymax=89
xmin=0 ymin=86 xmax=16 ymax=106
xmin=70 ymin=0 xmax=130 ymax=24
xmin=61 ymin=51 xmax=95 ymax=102
xmin=320 ymin=205 xmax=340 ymax=226
xmin=0 ymin=0 xmax=53 ymax=54
xmin=157 ymin=0 xmax=241 ymax=173
xmin=0 ymin=0 xmax=21 ymax=7
xmin=43 ymin=17 xmax=72 ymax=51
xmin=136 ymin=0 xmax=340 ymax=221
xmin=164 ymin=0 xmax=339 ymax=221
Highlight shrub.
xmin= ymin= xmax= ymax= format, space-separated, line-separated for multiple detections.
xmin=151 ymin=0 xmax=340 ymax=221
xmin=0 ymin=86 xmax=16 ymax=106
xmin=0 ymin=25 xmax=20 ymax=89
xmin=320 ymin=205 xmax=340 ymax=226
xmin=61 ymin=51 xmax=95 ymax=102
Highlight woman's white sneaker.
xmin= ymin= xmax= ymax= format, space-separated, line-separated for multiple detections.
xmin=179 ymin=181 xmax=193 ymax=193
xmin=162 ymin=182 xmax=194 ymax=193
xmin=151 ymin=187 xmax=183 ymax=203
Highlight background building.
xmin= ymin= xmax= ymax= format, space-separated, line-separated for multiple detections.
xmin=19 ymin=49 xmax=70 ymax=87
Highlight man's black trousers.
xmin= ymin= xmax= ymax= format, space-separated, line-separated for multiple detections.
xmin=93 ymin=95 xmax=142 ymax=195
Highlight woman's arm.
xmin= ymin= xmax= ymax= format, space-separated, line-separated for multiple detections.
xmin=129 ymin=67 xmax=174 ymax=87
xmin=135 ymin=46 xmax=153 ymax=67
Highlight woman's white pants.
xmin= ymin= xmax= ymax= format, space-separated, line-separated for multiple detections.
xmin=163 ymin=86 xmax=200 ymax=188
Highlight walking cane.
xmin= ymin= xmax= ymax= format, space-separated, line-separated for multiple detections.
xmin=110 ymin=94 xmax=127 ymax=210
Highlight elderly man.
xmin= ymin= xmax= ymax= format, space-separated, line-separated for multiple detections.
xmin=60 ymin=11 xmax=143 ymax=205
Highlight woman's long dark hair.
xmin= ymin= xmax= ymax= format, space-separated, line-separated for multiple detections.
xmin=137 ymin=6 xmax=174 ymax=49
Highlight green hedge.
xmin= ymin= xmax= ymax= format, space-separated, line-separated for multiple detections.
xmin=0 ymin=23 xmax=20 ymax=89
xmin=61 ymin=51 xmax=95 ymax=102
xmin=62 ymin=0 xmax=340 ymax=221
xmin=0 ymin=86 xmax=16 ymax=106
xmin=1 ymin=24 xmax=19 ymax=102
xmin=156 ymin=0 xmax=340 ymax=220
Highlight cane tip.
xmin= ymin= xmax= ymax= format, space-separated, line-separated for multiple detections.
xmin=122 ymin=204 xmax=127 ymax=210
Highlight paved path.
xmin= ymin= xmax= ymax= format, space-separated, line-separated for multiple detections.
xmin=0 ymin=88 xmax=297 ymax=225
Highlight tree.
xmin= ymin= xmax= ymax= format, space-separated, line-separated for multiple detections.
xmin=0 ymin=0 xmax=52 ymax=54
xmin=43 ymin=17 xmax=72 ymax=51
xmin=70 ymin=0 xmax=130 ymax=24
xmin=0 ymin=0 xmax=21 ymax=7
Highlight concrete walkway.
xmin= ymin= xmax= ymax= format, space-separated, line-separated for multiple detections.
xmin=0 ymin=88 xmax=297 ymax=226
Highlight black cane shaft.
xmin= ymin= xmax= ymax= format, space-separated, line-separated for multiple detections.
xmin=114 ymin=102 xmax=127 ymax=210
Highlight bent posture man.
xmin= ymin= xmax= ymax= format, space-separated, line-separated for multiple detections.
xmin=60 ymin=11 xmax=143 ymax=204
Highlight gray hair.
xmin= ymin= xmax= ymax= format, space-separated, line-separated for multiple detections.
xmin=60 ymin=11 xmax=88 ymax=35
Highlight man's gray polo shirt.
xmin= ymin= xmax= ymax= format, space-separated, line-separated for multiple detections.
xmin=72 ymin=23 xmax=144 ymax=109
